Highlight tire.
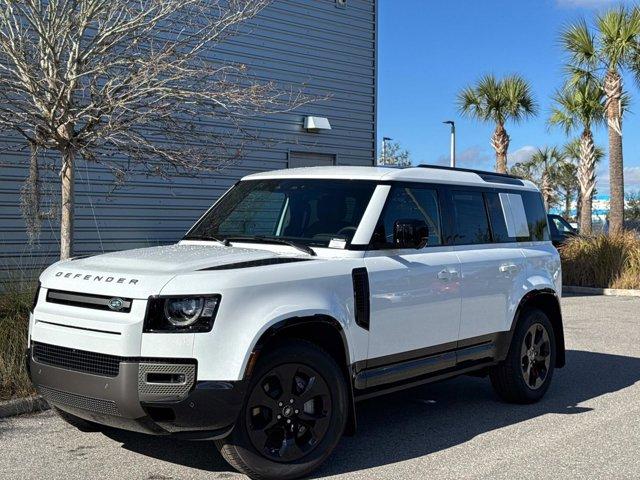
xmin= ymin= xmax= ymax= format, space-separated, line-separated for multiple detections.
xmin=216 ymin=340 xmax=348 ymax=480
xmin=54 ymin=407 xmax=104 ymax=432
xmin=490 ymin=308 xmax=556 ymax=404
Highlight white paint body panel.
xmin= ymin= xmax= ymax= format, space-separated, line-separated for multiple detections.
xmin=364 ymin=247 xmax=461 ymax=358
xmin=30 ymin=167 xmax=560 ymax=383
xmin=455 ymin=244 xmax=527 ymax=339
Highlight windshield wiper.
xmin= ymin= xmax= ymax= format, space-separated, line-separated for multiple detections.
xmin=224 ymin=236 xmax=317 ymax=257
xmin=183 ymin=234 xmax=230 ymax=246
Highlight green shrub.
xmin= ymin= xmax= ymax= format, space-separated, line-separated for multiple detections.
xmin=0 ymin=280 xmax=37 ymax=401
xmin=560 ymin=231 xmax=640 ymax=289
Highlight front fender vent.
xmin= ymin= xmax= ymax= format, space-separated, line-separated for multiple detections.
xmin=352 ymin=268 xmax=370 ymax=330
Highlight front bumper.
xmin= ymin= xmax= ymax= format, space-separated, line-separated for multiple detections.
xmin=28 ymin=345 xmax=245 ymax=439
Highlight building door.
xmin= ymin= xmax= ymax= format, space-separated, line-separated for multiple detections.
xmin=288 ymin=151 xmax=336 ymax=168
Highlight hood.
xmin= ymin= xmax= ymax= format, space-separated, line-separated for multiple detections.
xmin=39 ymin=244 xmax=300 ymax=298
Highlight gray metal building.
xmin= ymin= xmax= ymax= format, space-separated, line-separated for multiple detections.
xmin=0 ymin=0 xmax=377 ymax=284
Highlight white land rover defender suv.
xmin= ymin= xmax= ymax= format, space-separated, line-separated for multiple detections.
xmin=29 ymin=165 xmax=564 ymax=480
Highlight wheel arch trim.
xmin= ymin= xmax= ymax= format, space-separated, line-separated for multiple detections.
xmin=501 ymin=288 xmax=565 ymax=368
xmin=245 ymin=315 xmax=351 ymax=375
xmin=243 ymin=314 xmax=357 ymax=435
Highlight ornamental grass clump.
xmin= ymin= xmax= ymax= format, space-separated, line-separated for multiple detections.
xmin=560 ymin=231 xmax=640 ymax=289
xmin=0 ymin=280 xmax=37 ymax=400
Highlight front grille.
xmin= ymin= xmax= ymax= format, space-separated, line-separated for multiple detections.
xmin=46 ymin=289 xmax=132 ymax=313
xmin=32 ymin=342 xmax=122 ymax=377
xmin=39 ymin=386 xmax=121 ymax=416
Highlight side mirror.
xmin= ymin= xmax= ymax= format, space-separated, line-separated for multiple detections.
xmin=393 ymin=219 xmax=428 ymax=249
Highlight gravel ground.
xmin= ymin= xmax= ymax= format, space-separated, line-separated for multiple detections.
xmin=1 ymin=294 xmax=639 ymax=480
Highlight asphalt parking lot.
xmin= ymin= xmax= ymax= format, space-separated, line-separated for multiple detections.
xmin=1 ymin=294 xmax=639 ymax=480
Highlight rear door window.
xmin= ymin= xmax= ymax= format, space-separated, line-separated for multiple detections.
xmin=451 ymin=191 xmax=492 ymax=245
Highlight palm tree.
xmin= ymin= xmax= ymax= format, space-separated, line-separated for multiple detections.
xmin=520 ymin=147 xmax=565 ymax=210
xmin=553 ymin=160 xmax=579 ymax=220
xmin=533 ymin=147 xmax=565 ymax=211
xmin=549 ymin=80 xmax=605 ymax=233
xmin=562 ymin=137 xmax=605 ymax=233
xmin=561 ymin=7 xmax=640 ymax=232
xmin=458 ymin=74 xmax=538 ymax=173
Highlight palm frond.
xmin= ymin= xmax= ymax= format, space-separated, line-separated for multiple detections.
xmin=597 ymin=6 xmax=640 ymax=70
xmin=563 ymin=64 xmax=602 ymax=88
xmin=457 ymin=85 xmax=486 ymax=120
xmin=548 ymin=77 xmax=605 ymax=135
xmin=560 ymin=19 xmax=598 ymax=69
xmin=502 ymin=74 xmax=538 ymax=122
xmin=549 ymin=96 xmax=577 ymax=136
xmin=457 ymin=74 xmax=537 ymax=126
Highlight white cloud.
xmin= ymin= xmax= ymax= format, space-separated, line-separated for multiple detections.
xmin=431 ymin=144 xmax=538 ymax=172
xmin=435 ymin=145 xmax=493 ymax=171
xmin=556 ymin=0 xmax=633 ymax=8
xmin=507 ymin=145 xmax=537 ymax=167
xmin=595 ymin=165 xmax=640 ymax=195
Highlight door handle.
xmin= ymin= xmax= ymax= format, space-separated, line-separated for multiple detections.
xmin=437 ymin=268 xmax=459 ymax=282
xmin=437 ymin=269 xmax=451 ymax=281
xmin=499 ymin=263 xmax=519 ymax=275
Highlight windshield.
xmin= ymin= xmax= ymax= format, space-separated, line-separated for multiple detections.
xmin=185 ymin=179 xmax=378 ymax=247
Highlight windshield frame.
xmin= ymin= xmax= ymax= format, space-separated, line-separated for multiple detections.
xmin=183 ymin=178 xmax=381 ymax=249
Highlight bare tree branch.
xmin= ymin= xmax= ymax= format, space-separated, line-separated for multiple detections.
xmin=0 ymin=0 xmax=314 ymax=258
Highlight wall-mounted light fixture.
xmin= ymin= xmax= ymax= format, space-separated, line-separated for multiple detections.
xmin=304 ymin=116 xmax=332 ymax=133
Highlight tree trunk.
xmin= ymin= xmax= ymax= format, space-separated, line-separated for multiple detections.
xmin=491 ymin=123 xmax=510 ymax=173
xmin=581 ymin=194 xmax=593 ymax=236
xmin=60 ymin=148 xmax=75 ymax=260
xmin=577 ymin=130 xmax=597 ymax=235
xmin=604 ymin=70 xmax=624 ymax=233
xmin=540 ymin=172 xmax=553 ymax=211
xmin=21 ymin=143 xmax=42 ymax=244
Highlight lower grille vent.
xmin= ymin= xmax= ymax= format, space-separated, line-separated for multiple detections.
xmin=39 ymin=386 xmax=121 ymax=416
xmin=32 ymin=342 xmax=122 ymax=377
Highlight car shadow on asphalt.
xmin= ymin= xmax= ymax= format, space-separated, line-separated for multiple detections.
xmin=103 ymin=349 xmax=640 ymax=477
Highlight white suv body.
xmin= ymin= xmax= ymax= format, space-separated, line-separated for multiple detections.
xmin=29 ymin=166 xmax=564 ymax=479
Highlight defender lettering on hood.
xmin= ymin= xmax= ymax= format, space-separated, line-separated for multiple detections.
xmin=55 ymin=271 xmax=140 ymax=285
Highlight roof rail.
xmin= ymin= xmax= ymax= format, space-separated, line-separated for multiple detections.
xmin=416 ymin=164 xmax=524 ymax=186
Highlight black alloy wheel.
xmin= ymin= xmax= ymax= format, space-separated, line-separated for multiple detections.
xmin=246 ymin=363 xmax=332 ymax=462
xmin=490 ymin=308 xmax=556 ymax=404
xmin=215 ymin=340 xmax=348 ymax=480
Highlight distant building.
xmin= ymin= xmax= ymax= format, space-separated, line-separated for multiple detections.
xmin=0 ymin=0 xmax=378 ymax=283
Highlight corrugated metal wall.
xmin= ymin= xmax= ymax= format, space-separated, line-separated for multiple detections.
xmin=0 ymin=0 xmax=377 ymax=284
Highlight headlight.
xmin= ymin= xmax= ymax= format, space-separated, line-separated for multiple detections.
xmin=144 ymin=295 xmax=220 ymax=333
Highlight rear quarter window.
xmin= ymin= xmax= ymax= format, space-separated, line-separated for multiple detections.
xmin=485 ymin=190 xmax=549 ymax=242
xmin=521 ymin=191 xmax=550 ymax=241
xmin=486 ymin=192 xmax=531 ymax=242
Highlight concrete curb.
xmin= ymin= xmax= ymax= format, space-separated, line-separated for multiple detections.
xmin=563 ymin=286 xmax=640 ymax=297
xmin=0 ymin=396 xmax=49 ymax=419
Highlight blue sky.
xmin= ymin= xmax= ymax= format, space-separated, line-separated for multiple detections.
xmin=378 ymin=0 xmax=640 ymax=193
